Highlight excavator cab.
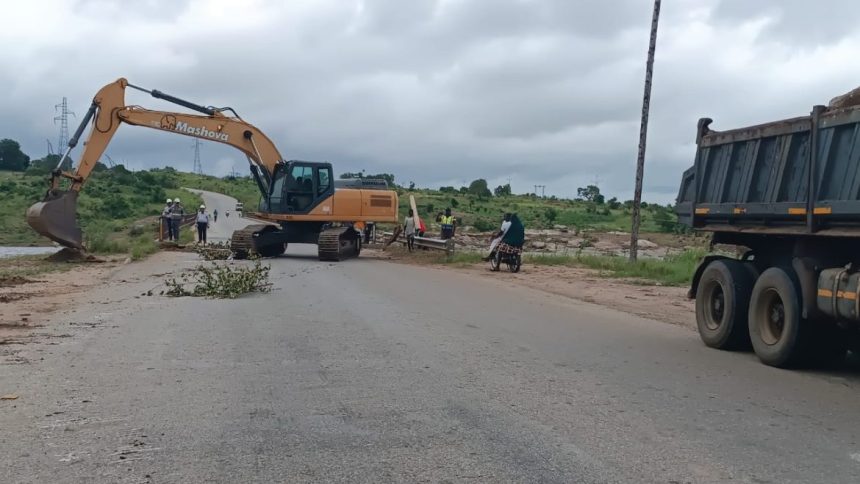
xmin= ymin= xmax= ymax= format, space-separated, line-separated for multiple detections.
xmin=268 ymin=161 xmax=334 ymax=214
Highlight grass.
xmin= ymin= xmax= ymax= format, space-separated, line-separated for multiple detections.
xmin=0 ymin=168 xmax=202 ymax=259
xmin=408 ymin=248 xmax=704 ymax=286
xmin=172 ymin=171 xmax=260 ymax=211
xmin=397 ymin=187 xmax=684 ymax=234
xmin=436 ymin=252 xmax=484 ymax=266
xmin=523 ymin=249 xmax=705 ymax=286
xmin=0 ymin=255 xmax=76 ymax=280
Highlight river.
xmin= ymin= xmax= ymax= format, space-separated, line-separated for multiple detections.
xmin=0 ymin=246 xmax=60 ymax=259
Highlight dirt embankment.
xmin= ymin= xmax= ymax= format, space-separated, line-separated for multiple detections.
xmin=450 ymin=228 xmax=707 ymax=258
xmin=0 ymin=256 xmax=121 ymax=345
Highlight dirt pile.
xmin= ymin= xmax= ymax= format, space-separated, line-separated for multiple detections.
xmin=46 ymin=248 xmax=103 ymax=263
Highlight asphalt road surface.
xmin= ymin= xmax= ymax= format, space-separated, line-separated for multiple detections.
xmin=185 ymin=189 xmax=255 ymax=243
xmin=1 ymin=192 xmax=859 ymax=483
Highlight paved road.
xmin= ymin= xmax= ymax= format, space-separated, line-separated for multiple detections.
xmin=184 ymin=189 xmax=255 ymax=243
xmin=2 ymin=193 xmax=860 ymax=483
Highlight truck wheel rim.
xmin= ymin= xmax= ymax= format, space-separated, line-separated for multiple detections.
xmin=760 ymin=289 xmax=785 ymax=345
xmin=705 ymin=283 xmax=725 ymax=330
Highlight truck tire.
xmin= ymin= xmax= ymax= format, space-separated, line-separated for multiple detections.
xmin=695 ymin=260 xmax=754 ymax=350
xmin=748 ymin=267 xmax=805 ymax=368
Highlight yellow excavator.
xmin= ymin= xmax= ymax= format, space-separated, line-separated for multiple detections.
xmin=26 ymin=78 xmax=399 ymax=260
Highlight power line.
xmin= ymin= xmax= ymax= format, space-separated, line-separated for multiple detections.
xmin=192 ymin=139 xmax=203 ymax=175
xmin=54 ymin=97 xmax=75 ymax=153
xmin=630 ymin=0 xmax=661 ymax=262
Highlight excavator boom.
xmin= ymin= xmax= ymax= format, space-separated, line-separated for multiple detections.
xmin=27 ymin=78 xmax=284 ymax=249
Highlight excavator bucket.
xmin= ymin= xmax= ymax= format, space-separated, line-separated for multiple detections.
xmin=26 ymin=190 xmax=83 ymax=249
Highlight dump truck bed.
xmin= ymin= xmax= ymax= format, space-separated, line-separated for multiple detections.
xmin=676 ymin=103 xmax=860 ymax=235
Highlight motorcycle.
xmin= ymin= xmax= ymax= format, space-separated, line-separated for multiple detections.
xmin=490 ymin=242 xmax=522 ymax=273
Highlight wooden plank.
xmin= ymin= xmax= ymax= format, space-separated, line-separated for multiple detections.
xmin=409 ymin=195 xmax=421 ymax=231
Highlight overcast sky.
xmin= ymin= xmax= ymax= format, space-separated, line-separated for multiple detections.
xmin=3 ymin=0 xmax=860 ymax=202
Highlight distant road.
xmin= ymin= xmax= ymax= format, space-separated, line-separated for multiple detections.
xmin=184 ymin=188 xmax=256 ymax=242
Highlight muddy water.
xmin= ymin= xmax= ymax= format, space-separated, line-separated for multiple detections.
xmin=0 ymin=246 xmax=59 ymax=259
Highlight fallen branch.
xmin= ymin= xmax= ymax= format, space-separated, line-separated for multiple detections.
xmin=163 ymin=259 xmax=271 ymax=298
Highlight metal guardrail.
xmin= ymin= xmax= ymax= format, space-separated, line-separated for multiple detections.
xmin=381 ymin=232 xmax=455 ymax=254
xmin=157 ymin=214 xmax=198 ymax=242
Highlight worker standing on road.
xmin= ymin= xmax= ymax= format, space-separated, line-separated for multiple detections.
xmin=171 ymin=198 xmax=185 ymax=241
xmin=162 ymin=198 xmax=174 ymax=241
xmin=439 ymin=208 xmax=455 ymax=240
xmin=196 ymin=205 xmax=210 ymax=245
xmin=213 ymin=209 xmax=218 ymax=223
xmin=404 ymin=209 xmax=417 ymax=252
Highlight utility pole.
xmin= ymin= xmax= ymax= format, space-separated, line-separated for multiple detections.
xmin=192 ymin=139 xmax=203 ymax=175
xmin=629 ymin=0 xmax=661 ymax=262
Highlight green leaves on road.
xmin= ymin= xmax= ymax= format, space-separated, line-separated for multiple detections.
xmin=164 ymin=259 xmax=271 ymax=298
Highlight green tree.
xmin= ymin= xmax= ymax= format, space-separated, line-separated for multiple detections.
xmin=365 ymin=173 xmax=395 ymax=186
xmin=545 ymin=207 xmax=558 ymax=223
xmin=468 ymin=178 xmax=492 ymax=198
xmin=450 ymin=198 xmax=459 ymax=208
xmin=494 ymin=183 xmax=512 ymax=197
xmin=576 ymin=185 xmax=604 ymax=204
xmin=0 ymin=139 xmax=30 ymax=171
xmin=27 ymin=154 xmax=63 ymax=174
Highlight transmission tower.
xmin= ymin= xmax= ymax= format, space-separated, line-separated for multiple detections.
xmin=54 ymin=97 xmax=75 ymax=153
xmin=46 ymin=139 xmax=54 ymax=155
xmin=192 ymin=139 xmax=203 ymax=175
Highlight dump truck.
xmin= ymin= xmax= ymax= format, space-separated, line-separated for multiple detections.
xmin=676 ymin=92 xmax=860 ymax=367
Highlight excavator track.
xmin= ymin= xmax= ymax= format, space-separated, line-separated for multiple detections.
xmin=230 ymin=224 xmax=271 ymax=259
xmin=318 ymin=226 xmax=360 ymax=261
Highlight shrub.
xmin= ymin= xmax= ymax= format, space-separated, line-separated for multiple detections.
xmin=164 ymin=259 xmax=272 ymax=298
xmin=473 ymin=218 xmax=496 ymax=232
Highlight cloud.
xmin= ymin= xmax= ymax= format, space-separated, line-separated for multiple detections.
xmin=2 ymin=0 xmax=859 ymax=203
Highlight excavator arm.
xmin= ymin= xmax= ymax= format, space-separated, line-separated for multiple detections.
xmin=27 ymin=78 xmax=285 ymax=249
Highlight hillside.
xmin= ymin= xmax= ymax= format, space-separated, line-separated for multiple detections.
xmin=173 ymin=173 xmax=683 ymax=235
xmin=0 ymin=168 xmax=201 ymax=254
xmin=2 ymin=166 xmax=683 ymax=256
